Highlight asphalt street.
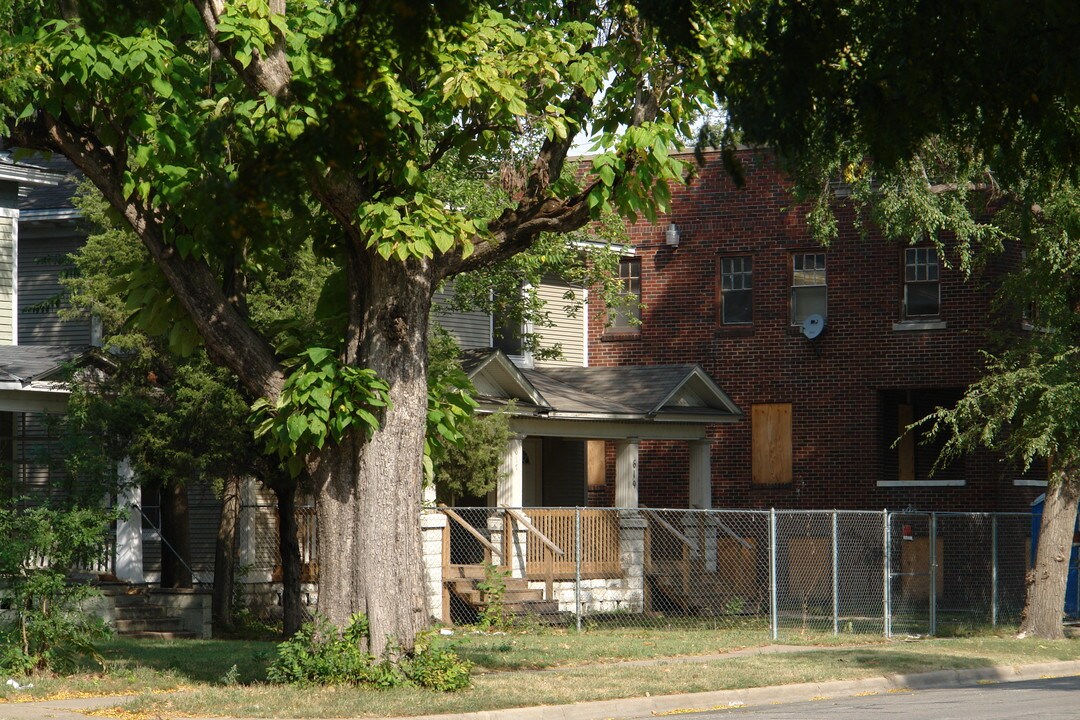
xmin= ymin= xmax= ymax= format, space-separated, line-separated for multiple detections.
xmin=652 ymin=675 xmax=1080 ymax=720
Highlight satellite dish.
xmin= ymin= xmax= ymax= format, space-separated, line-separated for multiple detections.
xmin=801 ymin=314 xmax=825 ymax=340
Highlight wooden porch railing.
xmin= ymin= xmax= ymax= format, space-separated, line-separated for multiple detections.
xmin=504 ymin=508 xmax=563 ymax=599
xmin=641 ymin=505 xmax=693 ymax=610
xmin=274 ymin=505 xmax=319 ymax=582
xmin=523 ymin=509 xmax=621 ymax=583
xmin=438 ymin=504 xmax=499 ymax=564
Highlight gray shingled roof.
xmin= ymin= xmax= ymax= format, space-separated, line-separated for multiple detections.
xmin=532 ymin=365 xmax=710 ymax=415
xmin=463 ymin=350 xmax=740 ymax=421
xmin=14 ymin=153 xmax=80 ymax=212
xmin=521 ymin=368 xmax=640 ymax=415
xmin=0 ymin=345 xmax=88 ymax=383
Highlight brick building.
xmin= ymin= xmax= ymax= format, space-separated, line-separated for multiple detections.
xmin=587 ymin=149 xmax=1042 ymax=513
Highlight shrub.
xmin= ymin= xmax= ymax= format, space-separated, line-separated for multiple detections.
xmin=267 ymin=614 xmax=472 ymax=691
xmin=0 ymin=504 xmax=115 ymax=675
xmin=476 ymin=562 xmax=513 ymax=631
xmin=405 ymin=636 xmax=472 ymax=691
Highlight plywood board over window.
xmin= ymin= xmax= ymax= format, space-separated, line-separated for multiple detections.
xmin=752 ymin=403 xmax=792 ymax=485
xmin=586 ymin=440 xmax=606 ymax=488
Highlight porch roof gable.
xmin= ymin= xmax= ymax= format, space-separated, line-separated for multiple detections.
xmin=0 ymin=344 xmax=91 ymax=385
xmin=463 ymin=350 xmax=742 ymax=425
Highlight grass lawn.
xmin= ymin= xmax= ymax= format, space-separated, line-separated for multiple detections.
xmin=1 ymin=626 xmax=1078 ymax=718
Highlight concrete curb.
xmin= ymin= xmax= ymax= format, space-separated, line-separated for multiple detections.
xmin=393 ymin=660 xmax=1080 ymax=720
xmin=2 ymin=661 xmax=1079 ymax=720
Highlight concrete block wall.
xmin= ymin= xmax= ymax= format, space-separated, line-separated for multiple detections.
xmin=151 ymin=589 xmax=213 ymax=638
xmin=526 ymin=512 xmax=647 ymax=614
xmin=421 ymin=510 xmax=447 ymax=622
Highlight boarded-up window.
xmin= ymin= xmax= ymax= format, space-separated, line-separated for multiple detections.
xmin=752 ymin=403 xmax=792 ymax=485
xmin=897 ymin=404 xmax=915 ymax=481
xmin=586 ymin=440 xmax=606 ymax=488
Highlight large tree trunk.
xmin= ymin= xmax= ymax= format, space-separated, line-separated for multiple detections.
xmin=314 ymin=259 xmax=431 ymax=657
xmin=212 ymin=474 xmax=242 ymax=633
xmin=1020 ymin=467 xmax=1080 ymax=639
xmin=274 ymin=480 xmax=304 ymax=637
xmin=160 ymin=482 xmax=193 ymax=589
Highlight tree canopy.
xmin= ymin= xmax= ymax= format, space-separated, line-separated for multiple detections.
xmin=657 ymin=0 xmax=1080 ymax=638
xmin=0 ymin=0 xmax=729 ymax=654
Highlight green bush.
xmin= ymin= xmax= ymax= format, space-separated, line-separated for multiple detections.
xmin=476 ymin=562 xmax=513 ymax=631
xmin=266 ymin=614 xmax=472 ymax=691
xmin=0 ymin=504 xmax=115 ymax=675
xmin=405 ymin=636 xmax=472 ymax=691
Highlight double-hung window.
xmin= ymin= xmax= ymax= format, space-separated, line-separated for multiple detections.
xmin=609 ymin=257 xmax=642 ymax=331
xmin=791 ymin=252 xmax=826 ymax=325
xmin=903 ymin=247 xmax=940 ymax=318
xmin=720 ymin=256 xmax=753 ymax=325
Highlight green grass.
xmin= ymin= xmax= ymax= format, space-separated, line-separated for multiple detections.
xmin=1 ymin=628 xmax=1078 ymax=718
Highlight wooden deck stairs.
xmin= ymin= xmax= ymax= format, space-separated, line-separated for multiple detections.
xmin=444 ymin=564 xmax=566 ymax=624
xmin=646 ymin=558 xmax=764 ymax=617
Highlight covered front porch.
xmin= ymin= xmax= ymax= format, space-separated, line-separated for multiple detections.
xmin=421 ymin=351 xmax=743 ymax=623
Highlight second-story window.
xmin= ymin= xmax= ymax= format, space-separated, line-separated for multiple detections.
xmin=903 ymin=247 xmax=940 ymax=318
xmin=791 ymin=252 xmax=826 ymax=325
xmin=719 ymin=256 xmax=753 ymax=325
xmin=610 ymin=257 xmax=641 ymax=331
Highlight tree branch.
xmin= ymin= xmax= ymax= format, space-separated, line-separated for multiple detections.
xmin=6 ymin=113 xmax=285 ymax=402
xmin=191 ymin=0 xmax=293 ymax=100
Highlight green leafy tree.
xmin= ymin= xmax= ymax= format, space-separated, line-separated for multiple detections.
xmin=647 ymin=0 xmax=1080 ymax=638
xmin=61 ymin=181 xmax=317 ymax=634
xmin=0 ymin=1 xmax=725 ymax=655
xmin=0 ymin=504 xmax=116 ymax=675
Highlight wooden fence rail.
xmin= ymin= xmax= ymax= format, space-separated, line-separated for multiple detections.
xmin=524 ymin=509 xmax=621 ymax=581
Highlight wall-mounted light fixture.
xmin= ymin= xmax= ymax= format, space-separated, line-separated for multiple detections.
xmin=665 ymin=222 xmax=680 ymax=247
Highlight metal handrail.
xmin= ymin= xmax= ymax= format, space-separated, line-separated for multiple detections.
xmin=504 ymin=507 xmax=565 ymax=556
xmin=437 ymin=504 xmax=498 ymax=555
xmin=135 ymin=504 xmax=203 ymax=584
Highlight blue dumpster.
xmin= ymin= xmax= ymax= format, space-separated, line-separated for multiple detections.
xmin=1031 ymin=493 xmax=1080 ymax=618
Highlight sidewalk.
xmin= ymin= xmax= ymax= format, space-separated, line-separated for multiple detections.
xmin=3 ymin=658 xmax=1080 ymax=720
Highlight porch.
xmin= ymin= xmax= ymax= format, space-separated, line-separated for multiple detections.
xmin=418 ymin=351 xmax=746 ymax=622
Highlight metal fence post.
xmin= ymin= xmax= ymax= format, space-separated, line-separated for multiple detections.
xmin=575 ymin=507 xmax=582 ymax=633
xmin=991 ymin=513 xmax=998 ymax=627
xmin=769 ymin=507 xmax=778 ymax=641
xmin=929 ymin=512 xmax=937 ymax=636
xmin=883 ymin=509 xmax=891 ymax=638
xmin=832 ymin=511 xmax=839 ymax=636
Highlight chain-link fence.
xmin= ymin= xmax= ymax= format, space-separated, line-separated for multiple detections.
xmin=239 ymin=503 xmax=1033 ymax=638
xmin=430 ymin=507 xmax=1031 ymax=639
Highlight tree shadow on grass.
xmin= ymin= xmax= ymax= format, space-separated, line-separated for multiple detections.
xmin=89 ymin=637 xmax=276 ymax=685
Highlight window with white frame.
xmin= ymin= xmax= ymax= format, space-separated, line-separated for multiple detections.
xmin=609 ymin=257 xmax=641 ymax=331
xmin=719 ymin=256 xmax=753 ymax=325
xmin=791 ymin=252 xmax=826 ymax=325
xmin=903 ymin=247 xmax=940 ymax=318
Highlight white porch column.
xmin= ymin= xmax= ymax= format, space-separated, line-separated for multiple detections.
xmin=688 ymin=439 xmax=716 ymax=571
xmin=615 ymin=438 xmax=640 ymax=508
xmin=114 ymin=459 xmax=144 ymax=584
xmin=688 ymin=440 xmax=713 ymax=510
xmin=497 ymin=434 xmax=524 ymax=508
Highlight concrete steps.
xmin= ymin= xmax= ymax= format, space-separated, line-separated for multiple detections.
xmin=93 ymin=584 xmax=207 ymax=639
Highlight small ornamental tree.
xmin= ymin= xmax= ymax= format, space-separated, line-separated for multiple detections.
xmin=0 ymin=505 xmax=115 ymax=675
xmin=0 ymin=1 xmax=728 ymax=656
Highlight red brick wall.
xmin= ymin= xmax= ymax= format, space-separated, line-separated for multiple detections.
xmin=587 ymin=150 xmax=1041 ymax=512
